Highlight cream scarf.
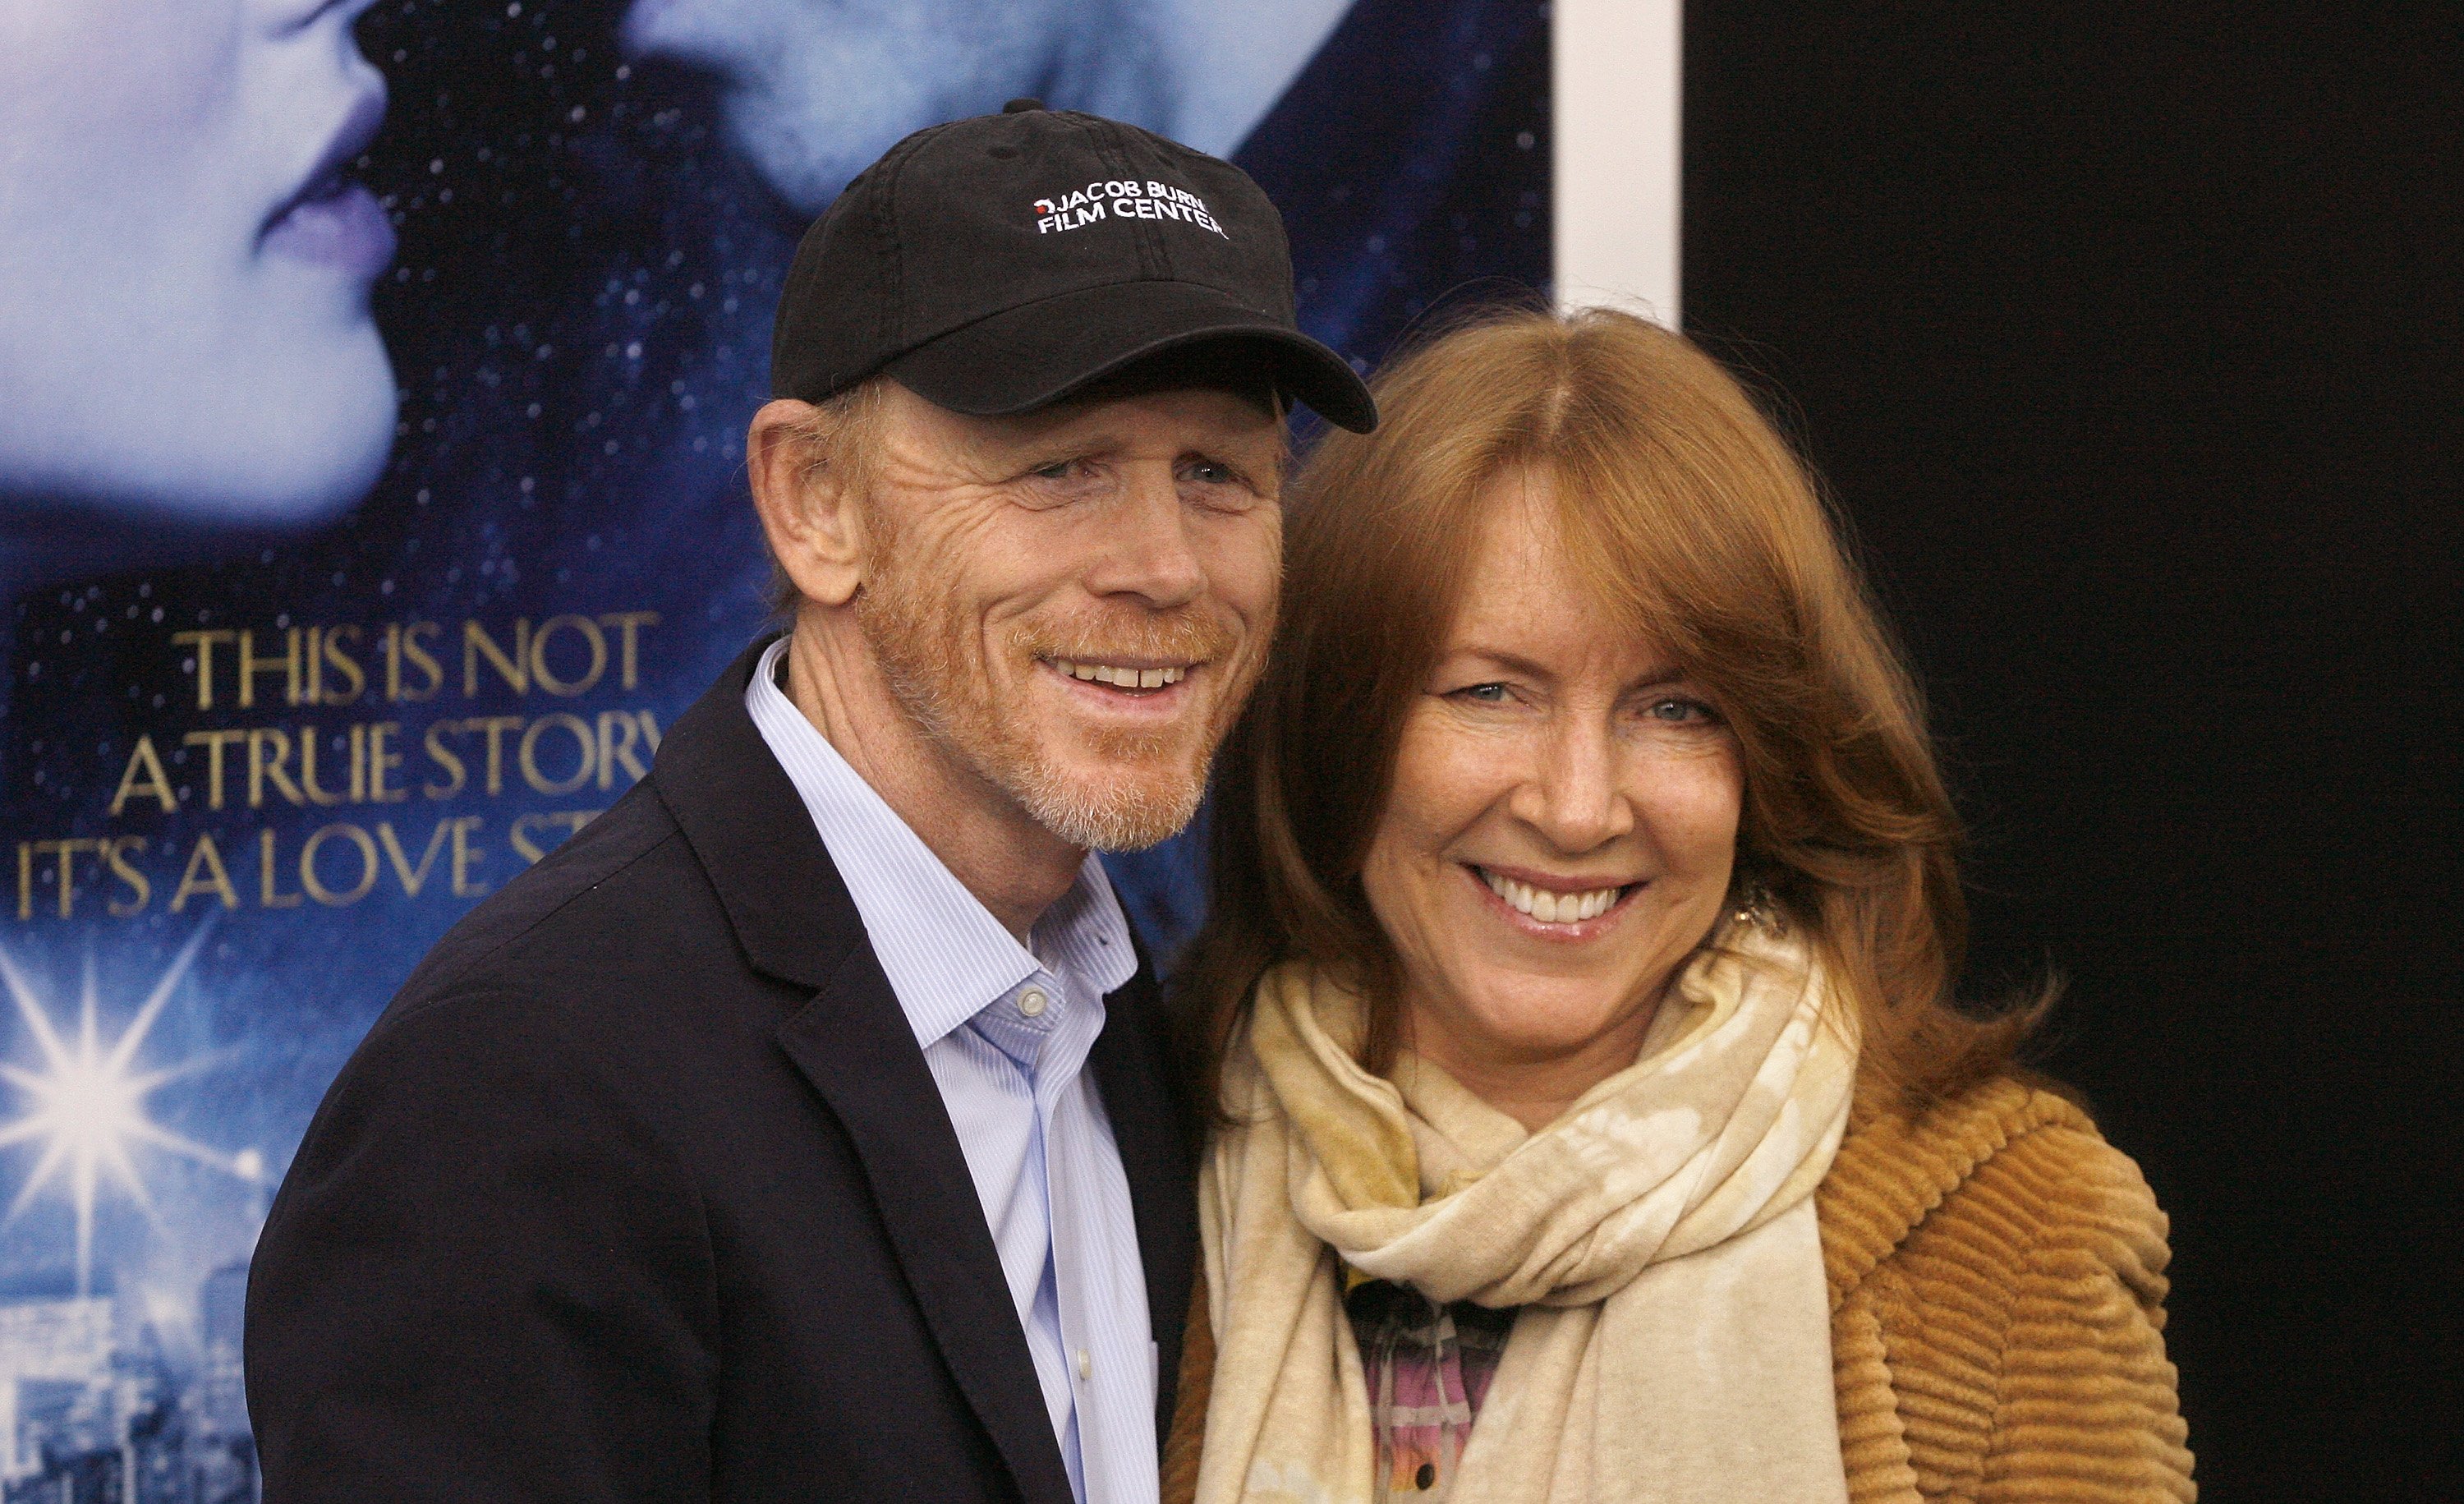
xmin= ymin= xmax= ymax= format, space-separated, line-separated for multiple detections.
xmin=1193 ymin=922 xmax=1858 ymax=1504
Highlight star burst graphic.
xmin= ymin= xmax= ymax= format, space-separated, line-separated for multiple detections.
xmin=0 ymin=930 xmax=261 ymax=1295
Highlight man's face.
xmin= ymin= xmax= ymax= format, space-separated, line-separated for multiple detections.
xmin=851 ymin=380 xmax=1283 ymax=852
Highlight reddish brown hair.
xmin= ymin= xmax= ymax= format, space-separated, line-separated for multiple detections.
xmin=1175 ymin=307 xmax=2046 ymax=1114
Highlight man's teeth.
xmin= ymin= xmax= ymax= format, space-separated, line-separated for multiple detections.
xmin=1482 ymin=869 xmax=1623 ymax=923
xmin=1051 ymin=658 xmax=1188 ymax=690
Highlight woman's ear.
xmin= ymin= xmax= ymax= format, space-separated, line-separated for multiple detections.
xmin=747 ymin=398 xmax=866 ymax=608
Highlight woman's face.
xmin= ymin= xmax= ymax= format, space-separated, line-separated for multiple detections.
xmin=0 ymin=0 xmax=395 ymax=530
xmin=1359 ymin=470 xmax=1745 ymax=1087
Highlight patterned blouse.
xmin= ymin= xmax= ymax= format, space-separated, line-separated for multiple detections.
xmin=1343 ymin=1271 xmax=1519 ymax=1498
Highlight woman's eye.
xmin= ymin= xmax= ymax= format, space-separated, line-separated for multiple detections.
xmin=1646 ymin=697 xmax=1712 ymax=723
xmin=1031 ymin=460 xmax=1077 ymax=481
xmin=1456 ymin=683 xmax=1510 ymax=703
xmin=1187 ymin=459 xmax=1237 ymax=485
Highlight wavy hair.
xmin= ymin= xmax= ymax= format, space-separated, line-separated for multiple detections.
xmin=1175 ymin=306 xmax=2048 ymax=1115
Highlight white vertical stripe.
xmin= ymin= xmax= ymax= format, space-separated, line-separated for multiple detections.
xmin=1553 ymin=0 xmax=1684 ymax=326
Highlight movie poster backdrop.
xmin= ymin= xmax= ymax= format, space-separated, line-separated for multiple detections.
xmin=0 ymin=0 xmax=1546 ymax=1489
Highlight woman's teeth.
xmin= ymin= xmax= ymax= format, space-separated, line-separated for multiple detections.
xmin=1482 ymin=869 xmax=1622 ymax=923
xmin=1051 ymin=658 xmax=1186 ymax=690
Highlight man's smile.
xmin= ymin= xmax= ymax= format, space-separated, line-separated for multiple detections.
xmin=1041 ymin=655 xmax=1197 ymax=696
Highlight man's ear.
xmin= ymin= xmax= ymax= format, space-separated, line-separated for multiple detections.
xmin=747 ymin=398 xmax=866 ymax=608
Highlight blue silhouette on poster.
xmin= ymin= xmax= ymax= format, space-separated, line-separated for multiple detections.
xmin=0 ymin=1 xmax=1545 ymax=1488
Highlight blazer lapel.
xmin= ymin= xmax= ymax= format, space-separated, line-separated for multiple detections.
xmin=654 ymin=640 xmax=1073 ymax=1504
xmin=775 ymin=952 xmax=1077 ymax=1504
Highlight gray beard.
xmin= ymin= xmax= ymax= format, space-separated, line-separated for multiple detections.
xmin=854 ymin=583 xmax=1213 ymax=853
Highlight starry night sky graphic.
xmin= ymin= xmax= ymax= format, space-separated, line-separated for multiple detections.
xmin=0 ymin=0 xmax=1546 ymax=1313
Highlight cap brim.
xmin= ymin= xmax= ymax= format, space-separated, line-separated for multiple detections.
xmin=882 ymin=280 xmax=1377 ymax=432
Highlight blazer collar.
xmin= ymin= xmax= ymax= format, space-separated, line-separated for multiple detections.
xmin=650 ymin=636 xmax=867 ymax=991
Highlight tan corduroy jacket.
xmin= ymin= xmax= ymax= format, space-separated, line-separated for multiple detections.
xmin=1161 ymin=1074 xmax=2195 ymax=1502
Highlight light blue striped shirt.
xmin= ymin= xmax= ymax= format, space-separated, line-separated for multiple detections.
xmin=745 ymin=637 xmax=1155 ymax=1504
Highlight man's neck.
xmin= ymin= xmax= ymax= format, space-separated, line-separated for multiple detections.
xmin=779 ymin=624 xmax=1083 ymax=941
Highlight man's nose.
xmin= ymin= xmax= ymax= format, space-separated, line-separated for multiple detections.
xmin=1084 ymin=467 xmax=1207 ymax=609
xmin=1510 ymin=716 xmax=1634 ymax=853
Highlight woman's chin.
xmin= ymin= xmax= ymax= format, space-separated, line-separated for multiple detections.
xmin=168 ymin=435 xmax=388 ymax=533
xmin=147 ymin=337 xmax=396 ymax=527
xmin=1414 ymin=979 xmax=1652 ymax=1069
xmin=7 ymin=379 xmax=391 ymax=581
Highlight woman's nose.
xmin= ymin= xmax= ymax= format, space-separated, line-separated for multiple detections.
xmin=1510 ymin=718 xmax=1634 ymax=853
xmin=265 ymin=0 xmax=382 ymax=33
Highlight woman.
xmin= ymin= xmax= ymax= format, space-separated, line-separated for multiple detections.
xmin=1165 ymin=308 xmax=2193 ymax=1502
xmin=0 ymin=0 xmax=396 ymax=597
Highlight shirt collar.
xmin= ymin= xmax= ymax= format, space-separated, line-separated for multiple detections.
xmin=742 ymin=637 xmax=1136 ymax=1050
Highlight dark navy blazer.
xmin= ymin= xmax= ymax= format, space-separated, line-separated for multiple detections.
xmin=246 ymin=639 xmax=1196 ymax=1502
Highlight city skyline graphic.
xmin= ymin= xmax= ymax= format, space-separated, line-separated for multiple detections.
xmin=0 ymin=934 xmax=263 ymax=1503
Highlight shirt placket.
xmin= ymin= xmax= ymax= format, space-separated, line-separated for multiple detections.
xmin=1041 ymin=990 xmax=1101 ymax=1503
xmin=1039 ymin=981 xmax=1153 ymax=1504
xmin=971 ymin=970 xmax=1085 ymax=1500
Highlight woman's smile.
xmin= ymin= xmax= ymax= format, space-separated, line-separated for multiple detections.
xmin=1464 ymin=862 xmax=1641 ymax=937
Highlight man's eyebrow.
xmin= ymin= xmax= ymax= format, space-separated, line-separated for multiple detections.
xmin=986 ymin=424 xmax=1283 ymax=462
xmin=968 ymin=426 xmax=1119 ymax=467
xmin=1018 ymin=432 xmax=1118 ymax=457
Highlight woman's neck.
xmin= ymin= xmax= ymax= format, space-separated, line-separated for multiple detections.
xmin=1403 ymin=996 xmax=1666 ymax=1135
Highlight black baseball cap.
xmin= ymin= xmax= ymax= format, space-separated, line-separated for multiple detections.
xmin=769 ymin=100 xmax=1377 ymax=433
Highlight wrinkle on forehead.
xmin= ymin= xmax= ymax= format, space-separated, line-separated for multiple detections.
xmin=882 ymin=381 xmax=1284 ymax=476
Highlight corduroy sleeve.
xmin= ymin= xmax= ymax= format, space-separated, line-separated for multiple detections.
xmin=1160 ymin=1267 xmax=1215 ymax=1504
xmin=1976 ymin=1125 xmax=2196 ymax=1503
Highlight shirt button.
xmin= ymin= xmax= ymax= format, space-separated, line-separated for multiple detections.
xmin=1076 ymin=1348 xmax=1092 ymax=1381
xmin=1018 ymin=988 xmax=1049 ymax=1018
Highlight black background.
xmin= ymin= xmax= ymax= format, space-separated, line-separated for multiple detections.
xmin=1685 ymin=3 xmax=2457 ymax=1494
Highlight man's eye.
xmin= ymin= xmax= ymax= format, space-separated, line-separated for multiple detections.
xmin=1031 ymin=460 xmax=1078 ymax=481
xmin=1188 ymin=460 xmax=1235 ymax=485
xmin=1456 ymin=683 xmax=1510 ymax=703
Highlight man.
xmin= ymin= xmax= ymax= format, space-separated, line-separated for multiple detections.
xmin=245 ymin=102 xmax=1373 ymax=1502
xmin=619 ymin=0 xmax=1354 ymax=210
xmin=619 ymin=0 xmax=1544 ymax=960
